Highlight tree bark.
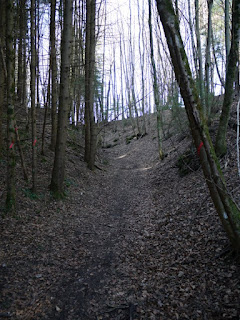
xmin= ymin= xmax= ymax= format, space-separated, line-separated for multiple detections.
xmin=148 ymin=0 xmax=164 ymax=160
xmin=205 ymin=0 xmax=213 ymax=116
xmin=41 ymin=69 xmax=50 ymax=155
xmin=188 ymin=0 xmax=198 ymax=78
xmin=6 ymin=0 xmax=16 ymax=214
xmin=215 ymin=0 xmax=240 ymax=157
xmin=50 ymin=0 xmax=58 ymax=150
xmin=31 ymin=0 xmax=37 ymax=193
xmin=225 ymin=0 xmax=231 ymax=60
xmin=137 ymin=0 xmax=147 ymax=136
xmin=17 ymin=0 xmax=25 ymax=112
xmin=50 ymin=0 xmax=73 ymax=197
xmin=195 ymin=0 xmax=206 ymax=113
xmin=84 ymin=0 xmax=97 ymax=170
xmin=0 ymin=0 xmax=6 ymax=157
xmin=155 ymin=0 xmax=240 ymax=250
xmin=211 ymin=26 xmax=225 ymax=88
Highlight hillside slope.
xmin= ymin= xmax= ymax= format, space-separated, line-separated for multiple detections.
xmin=0 ymin=109 xmax=240 ymax=319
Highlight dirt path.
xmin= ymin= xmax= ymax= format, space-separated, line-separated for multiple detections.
xmin=45 ymin=136 xmax=159 ymax=319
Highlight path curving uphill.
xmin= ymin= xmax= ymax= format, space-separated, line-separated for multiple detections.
xmin=1 ymin=119 xmax=239 ymax=319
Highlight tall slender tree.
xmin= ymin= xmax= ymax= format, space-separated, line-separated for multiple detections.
xmin=0 ymin=0 xmax=6 ymax=157
xmin=6 ymin=0 xmax=16 ymax=214
xmin=50 ymin=0 xmax=58 ymax=150
xmin=215 ymin=0 xmax=240 ymax=157
xmin=17 ymin=0 xmax=26 ymax=112
xmin=138 ymin=0 xmax=147 ymax=136
xmin=31 ymin=0 xmax=37 ymax=193
xmin=100 ymin=0 xmax=106 ymax=122
xmin=84 ymin=0 xmax=97 ymax=170
xmin=195 ymin=0 xmax=205 ymax=112
xmin=50 ymin=0 xmax=73 ymax=197
xmin=188 ymin=0 xmax=198 ymax=78
xmin=205 ymin=0 xmax=213 ymax=116
xmin=225 ymin=0 xmax=231 ymax=60
xmin=148 ymin=0 xmax=164 ymax=159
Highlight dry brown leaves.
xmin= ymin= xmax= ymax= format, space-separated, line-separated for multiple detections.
xmin=0 ymin=114 xmax=240 ymax=319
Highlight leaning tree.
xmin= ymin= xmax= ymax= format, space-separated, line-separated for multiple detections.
xmin=155 ymin=0 xmax=240 ymax=250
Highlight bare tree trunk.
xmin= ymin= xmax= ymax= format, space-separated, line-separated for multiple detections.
xmin=156 ymin=0 xmax=240 ymax=250
xmin=128 ymin=0 xmax=140 ymax=136
xmin=0 ymin=0 xmax=6 ymax=157
xmin=31 ymin=0 xmax=37 ymax=193
xmin=225 ymin=0 xmax=231 ymax=61
xmin=105 ymin=69 xmax=111 ymax=122
xmin=137 ymin=0 xmax=147 ymax=136
xmin=100 ymin=0 xmax=106 ymax=122
xmin=205 ymin=0 xmax=213 ymax=117
xmin=50 ymin=0 xmax=73 ymax=197
xmin=148 ymin=0 xmax=164 ymax=160
xmin=211 ymin=27 xmax=225 ymax=88
xmin=22 ymin=3 xmax=27 ymax=119
xmin=188 ymin=0 xmax=198 ymax=78
xmin=84 ymin=0 xmax=97 ymax=170
xmin=17 ymin=0 xmax=25 ymax=112
xmin=50 ymin=0 xmax=58 ymax=150
xmin=41 ymin=69 xmax=50 ymax=155
xmin=195 ymin=0 xmax=205 ymax=112
xmin=120 ymin=31 xmax=136 ymax=134
xmin=215 ymin=0 xmax=240 ymax=157
xmin=36 ymin=2 xmax=40 ymax=109
xmin=112 ymin=47 xmax=118 ymax=129
xmin=119 ymin=34 xmax=125 ymax=125
xmin=6 ymin=0 xmax=16 ymax=214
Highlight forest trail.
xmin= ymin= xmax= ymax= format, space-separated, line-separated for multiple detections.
xmin=1 ymin=118 xmax=240 ymax=320
xmin=48 ymin=134 xmax=160 ymax=319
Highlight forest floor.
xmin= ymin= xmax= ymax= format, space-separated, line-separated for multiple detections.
xmin=0 ymin=105 xmax=240 ymax=320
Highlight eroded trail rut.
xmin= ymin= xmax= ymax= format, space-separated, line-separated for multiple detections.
xmin=48 ymin=139 xmax=158 ymax=319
